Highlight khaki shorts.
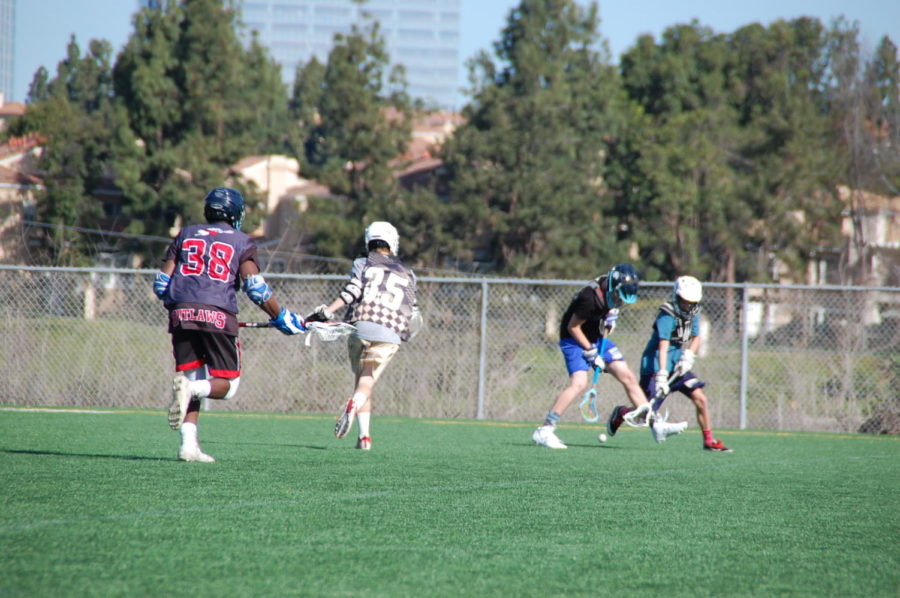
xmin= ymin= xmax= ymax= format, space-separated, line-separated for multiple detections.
xmin=349 ymin=337 xmax=399 ymax=383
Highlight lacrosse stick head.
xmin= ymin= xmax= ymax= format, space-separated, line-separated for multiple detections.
xmin=623 ymin=403 xmax=651 ymax=428
xmin=579 ymin=388 xmax=600 ymax=423
xmin=304 ymin=321 xmax=357 ymax=346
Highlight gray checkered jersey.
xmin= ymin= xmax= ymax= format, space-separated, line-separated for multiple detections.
xmin=345 ymin=252 xmax=417 ymax=342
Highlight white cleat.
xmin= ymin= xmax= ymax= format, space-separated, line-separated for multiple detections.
xmin=334 ymin=398 xmax=356 ymax=439
xmin=532 ymin=425 xmax=567 ymax=449
xmin=178 ymin=446 xmax=216 ymax=462
xmin=169 ymin=375 xmax=192 ymax=430
xmin=651 ymin=419 xmax=688 ymax=444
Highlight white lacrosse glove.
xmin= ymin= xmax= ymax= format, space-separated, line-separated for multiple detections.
xmin=305 ymin=304 xmax=334 ymax=323
xmin=675 ymin=349 xmax=695 ymax=377
xmin=604 ymin=309 xmax=619 ymax=334
xmin=582 ymin=346 xmax=599 ymax=366
xmin=654 ymin=370 xmax=670 ymax=398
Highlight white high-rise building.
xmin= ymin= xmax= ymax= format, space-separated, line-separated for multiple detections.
xmin=0 ymin=0 xmax=14 ymax=101
xmin=140 ymin=0 xmax=461 ymax=110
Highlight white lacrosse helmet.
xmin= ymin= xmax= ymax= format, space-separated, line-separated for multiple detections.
xmin=365 ymin=221 xmax=399 ymax=254
xmin=672 ymin=275 xmax=702 ymax=317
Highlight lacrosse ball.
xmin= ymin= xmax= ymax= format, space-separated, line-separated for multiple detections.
xmin=598 ymin=433 xmax=608 ymax=443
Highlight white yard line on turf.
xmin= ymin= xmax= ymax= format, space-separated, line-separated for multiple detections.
xmin=0 ymin=407 xmax=116 ymax=414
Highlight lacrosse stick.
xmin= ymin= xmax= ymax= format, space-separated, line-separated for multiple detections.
xmin=239 ymin=321 xmax=357 ymax=346
xmin=622 ymin=370 xmax=679 ymax=428
xmin=578 ymin=337 xmax=607 ymax=423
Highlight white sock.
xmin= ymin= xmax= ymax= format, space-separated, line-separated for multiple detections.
xmin=357 ymin=412 xmax=371 ymax=438
xmin=190 ymin=380 xmax=212 ymax=399
xmin=352 ymin=391 xmax=368 ymax=411
xmin=180 ymin=422 xmax=198 ymax=448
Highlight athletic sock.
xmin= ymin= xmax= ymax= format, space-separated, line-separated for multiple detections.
xmin=543 ymin=411 xmax=560 ymax=428
xmin=703 ymin=429 xmax=713 ymax=445
xmin=352 ymin=391 xmax=368 ymax=411
xmin=190 ymin=380 xmax=212 ymax=399
xmin=180 ymin=422 xmax=199 ymax=448
xmin=357 ymin=412 xmax=371 ymax=438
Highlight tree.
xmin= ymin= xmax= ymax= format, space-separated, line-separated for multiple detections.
xmin=618 ymin=19 xmax=847 ymax=283
xmin=293 ymin=18 xmax=413 ymax=260
xmin=440 ymin=0 xmax=630 ymax=276
xmin=7 ymin=37 xmax=130 ymax=264
xmin=112 ymin=0 xmax=291 ymax=254
xmin=619 ymin=23 xmax=747 ymax=282
xmin=729 ymin=19 xmax=844 ymax=281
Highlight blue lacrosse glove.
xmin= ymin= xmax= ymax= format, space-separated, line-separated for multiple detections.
xmin=153 ymin=272 xmax=170 ymax=300
xmin=269 ymin=307 xmax=306 ymax=336
xmin=604 ymin=308 xmax=619 ymax=334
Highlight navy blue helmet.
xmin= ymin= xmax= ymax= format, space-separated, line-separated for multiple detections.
xmin=204 ymin=187 xmax=245 ymax=230
xmin=606 ymin=264 xmax=640 ymax=307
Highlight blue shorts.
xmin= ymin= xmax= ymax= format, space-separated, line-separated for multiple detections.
xmin=559 ymin=337 xmax=624 ymax=376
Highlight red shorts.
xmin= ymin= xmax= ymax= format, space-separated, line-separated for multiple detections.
xmin=171 ymin=330 xmax=241 ymax=379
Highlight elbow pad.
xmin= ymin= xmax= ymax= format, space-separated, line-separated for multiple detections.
xmin=153 ymin=272 xmax=171 ymax=299
xmin=339 ymin=276 xmax=363 ymax=305
xmin=242 ymin=274 xmax=273 ymax=306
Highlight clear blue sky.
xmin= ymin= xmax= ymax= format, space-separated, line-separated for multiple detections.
xmin=11 ymin=0 xmax=900 ymax=104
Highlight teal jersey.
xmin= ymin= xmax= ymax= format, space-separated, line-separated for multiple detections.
xmin=640 ymin=302 xmax=700 ymax=375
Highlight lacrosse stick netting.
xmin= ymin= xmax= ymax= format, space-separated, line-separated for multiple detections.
xmin=239 ymin=321 xmax=357 ymax=345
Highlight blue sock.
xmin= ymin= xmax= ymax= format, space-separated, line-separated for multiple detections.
xmin=543 ymin=411 xmax=560 ymax=427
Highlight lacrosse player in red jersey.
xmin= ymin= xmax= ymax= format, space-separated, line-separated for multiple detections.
xmin=154 ymin=187 xmax=306 ymax=462
xmin=307 ymin=221 xmax=421 ymax=451
xmin=609 ymin=275 xmax=732 ymax=451
xmin=532 ymin=264 xmax=687 ymax=449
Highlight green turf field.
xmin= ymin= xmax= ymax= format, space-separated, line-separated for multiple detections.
xmin=1 ymin=408 xmax=897 ymax=598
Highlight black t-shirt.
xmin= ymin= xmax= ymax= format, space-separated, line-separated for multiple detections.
xmin=559 ymin=278 xmax=612 ymax=343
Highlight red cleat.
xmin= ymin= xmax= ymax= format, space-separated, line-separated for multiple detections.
xmin=606 ymin=405 xmax=626 ymax=437
xmin=703 ymin=439 xmax=733 ymax=452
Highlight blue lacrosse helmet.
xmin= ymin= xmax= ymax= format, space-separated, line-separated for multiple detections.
xmin=204 ymin=187 xmax=245 ymax=230
xmin=606 ymin=264 xmax=640 ymax=307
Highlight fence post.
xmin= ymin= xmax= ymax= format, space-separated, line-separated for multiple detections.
xmin=476 ymin=280 xmax=489 ymax=419
xmin=739 ymin=285 xmax=749 ymax=429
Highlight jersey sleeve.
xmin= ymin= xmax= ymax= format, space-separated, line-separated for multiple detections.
xmin=691 ymin=314 xmax=701 ymax=337
xmin=238 ymin=240 xmax=259 ymax=266
xmin=163 ymin=234 xmax=181 ymax=262
xmin=340 ymin=258 xmax=367 ymax=305
xmin=655 ymin=312 xmax=677 ymax=341
xmin=571 ymin=288 xmax=596 ymax=321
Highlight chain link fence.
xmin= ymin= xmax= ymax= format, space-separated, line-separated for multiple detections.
xmin=1 ymin=265 xmax=897 ymax=433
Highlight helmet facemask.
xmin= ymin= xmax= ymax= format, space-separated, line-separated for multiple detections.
xmin=606 ymin=264 xmax=640 ymax=308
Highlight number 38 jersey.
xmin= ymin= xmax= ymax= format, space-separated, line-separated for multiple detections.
xmin=162 ymin=223 xmax=258 ymax=330
xmin=346 ymin=252 xmax=417 ymax=342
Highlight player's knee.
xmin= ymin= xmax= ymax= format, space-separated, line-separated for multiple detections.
xmin=223 ymin=377 xmax=240 ymax=400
